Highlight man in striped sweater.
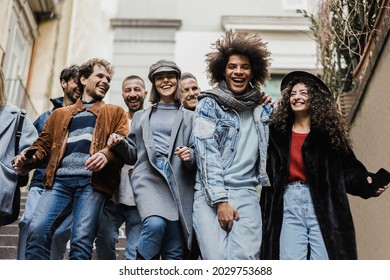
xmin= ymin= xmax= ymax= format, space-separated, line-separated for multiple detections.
xmin=13 ymin=58 xmax=128 ymax=260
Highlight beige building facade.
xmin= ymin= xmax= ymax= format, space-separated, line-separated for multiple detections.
xmin=345 ymin=7 xmax=390 ymax=259
xmin=1 ymin=0 xmax=319 ymax=114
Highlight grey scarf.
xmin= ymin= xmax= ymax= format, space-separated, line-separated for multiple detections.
xmin=199 ymin=81 xmax=262 ymax=111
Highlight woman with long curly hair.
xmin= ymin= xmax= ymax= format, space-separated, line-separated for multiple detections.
xmin=261 ymin=71 xmax=389 ymax=260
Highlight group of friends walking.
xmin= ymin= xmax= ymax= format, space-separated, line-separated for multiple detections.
xmin=1 ymin=30 xmax=388 ymax=260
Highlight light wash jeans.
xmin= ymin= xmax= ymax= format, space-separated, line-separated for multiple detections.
xmin=95 ymin=200 xmax=142 ymax=260
xmin=193 ymin=187 xmax=262 ymax=260
xmin=25 ymin=177 xmax=107 ymax=260
xmin=17 ymin=186 xmax=72 ymax=260
xmin=136 ymin=153 xmax=186 ymax=260
xmin=279 ymin=181 xmax=329 ymax=260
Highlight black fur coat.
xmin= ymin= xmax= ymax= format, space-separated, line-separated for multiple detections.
xmin=261 ymin=125 xmax=378 ymax=260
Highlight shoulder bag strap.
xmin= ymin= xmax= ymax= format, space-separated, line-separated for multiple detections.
xmin=15 ymin=109 xmax=27 ymax=155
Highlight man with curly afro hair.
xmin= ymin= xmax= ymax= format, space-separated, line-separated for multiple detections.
xmin=192 ymin=30 xmax=273 ymax=259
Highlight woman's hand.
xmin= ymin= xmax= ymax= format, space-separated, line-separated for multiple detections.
xmin=260 ymin=91 xmax=274 ymax=106
xmin=367 ymin=176 xmax=389 ymax=196
xmin=175 ymin=146 xmax=190 ymax=161
xmin=12 ymin=150 xmax=35 ymax=175
xmin=107 ymin=133 xmax=125 ymax=148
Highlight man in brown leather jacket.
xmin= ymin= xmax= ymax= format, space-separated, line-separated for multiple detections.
xmin=13 ymin=58 xmax=128 ymax=260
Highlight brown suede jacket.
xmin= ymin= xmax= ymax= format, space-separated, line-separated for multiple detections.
xmin=28 ymin=99 xmax=128 ymax=196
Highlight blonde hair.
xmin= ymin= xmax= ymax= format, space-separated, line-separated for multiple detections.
xmin=0 ymin=67 xmax=6 ymax=107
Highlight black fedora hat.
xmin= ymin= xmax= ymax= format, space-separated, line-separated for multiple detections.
xmin=280 ymin=70 xmax=331 ymax=95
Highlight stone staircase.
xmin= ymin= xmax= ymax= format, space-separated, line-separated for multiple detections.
xmin=0 ymin=191 xmax=127 ymax=260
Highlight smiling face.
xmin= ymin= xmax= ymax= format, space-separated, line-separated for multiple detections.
xmin=179 ymin=77 xmax=200 ymax=110
xmin=62 ymin=77 xmax=81 ymax=105
xmin=224 ymin=54 xmax=252 ymax=94
xmin=81 ymin=65 xmax=111 ymax=102
xmin=153 ymin=71 xmax=178 ymax=103
xmin=290 ymin=82 xmax=311 ymax=116
xmin=122 ymin=78 xmax=147 ymax=112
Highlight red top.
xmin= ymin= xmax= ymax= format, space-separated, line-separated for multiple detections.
xmin=288 ymin=131 xmax=308 ymax=182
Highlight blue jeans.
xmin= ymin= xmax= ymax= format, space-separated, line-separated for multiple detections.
xmin=25 ymin=177 xmax=107 ymax=260
xmin=279 ymin=181 xmax=329 ymax=260
xmin=136 ymin=153 xmax=186 ymax=259
xmin=95 ymin=200 xmax=142 ymax=260
xmin=155 ymin=153 xmax=171 ymax=186
xmin=137 ymin=215 xmax=186 ymax=259
xmin=193 ymin=187 xmax=262 ymax=260
xmin=17 ymin=186 xmax=72 ymax=260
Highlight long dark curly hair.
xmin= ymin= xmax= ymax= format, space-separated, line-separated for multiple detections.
xmin=205 ymin=30 xmax=271 ymax=89
xmin=272 ymin=75 xmax=351 ymax=151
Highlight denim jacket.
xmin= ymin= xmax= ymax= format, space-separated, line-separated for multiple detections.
xmin=193 ymin=96 xmax=271 ymax=207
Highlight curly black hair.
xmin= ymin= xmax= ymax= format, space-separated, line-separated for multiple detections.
xmin=205 ymin=30 xmax=271 ymax=89
xmin=272 ymin=75 xmax=351 ymax=151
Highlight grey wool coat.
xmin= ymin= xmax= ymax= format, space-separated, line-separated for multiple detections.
xmin=114 ymin=104 xmax=197 ymax=250
xmin=0 ymin=102 xmax=37 ymax=218
xmin=0 ymin=102 xmax=38 ymax=176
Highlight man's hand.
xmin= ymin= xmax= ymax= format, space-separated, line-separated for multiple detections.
xmin=217 ymin=202 xmax=239 ymax=232
xmin=85 ymin=152 xmax=108 ymax=172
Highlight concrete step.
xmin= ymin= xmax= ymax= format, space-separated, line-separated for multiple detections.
xmin=0 ymin=245 xmax=126 ymax=260
xmin=117 ymin=237 xmax=127 ymax=248
xmin=0 ymin=234 xmax=18 ymax=246
xmin=0 ymin=238 xmax=127 ymax=260
xmin=0 ymin=192 xmax=21 ymax=260
xmin=0 ymin=224 xmax=19 ymax=235
xmin=0 ymin=234 xmax=19 ymax=260
xmin=0 ymin=246 xmax=18 ymax=260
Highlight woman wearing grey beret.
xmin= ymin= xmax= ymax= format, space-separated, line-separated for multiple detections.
xmin=107 ymin=59 xmax=196 ymax=259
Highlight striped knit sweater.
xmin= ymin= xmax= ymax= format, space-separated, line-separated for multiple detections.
xmin=55 ymin=102 xmax=96 ymax=177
